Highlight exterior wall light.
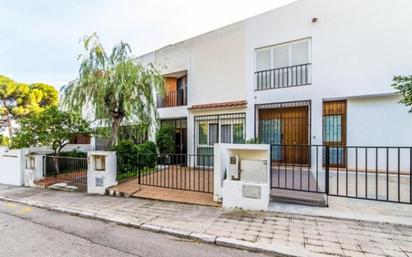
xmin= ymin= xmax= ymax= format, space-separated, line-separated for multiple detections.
xmin=95 ymin=155 xmax=106 ymax=171
xmin=26 ymin=155 xmax=36 ymax=169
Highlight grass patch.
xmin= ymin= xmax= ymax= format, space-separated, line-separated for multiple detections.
xmin=116 ymin=167 xmax=155 ymax=181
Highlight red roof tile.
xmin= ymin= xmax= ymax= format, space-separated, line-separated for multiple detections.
xmin=189 ymin=100 xmax=247 ymax=110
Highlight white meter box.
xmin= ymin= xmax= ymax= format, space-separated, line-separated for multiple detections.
xmin=241 ymin=160 xmax=267 ymax=184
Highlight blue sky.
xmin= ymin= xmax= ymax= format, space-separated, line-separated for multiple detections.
xmin=0 ymin=0 xmax=296 ymax=89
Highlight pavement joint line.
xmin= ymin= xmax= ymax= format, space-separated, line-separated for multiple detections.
xmin=0 ymin=194 xmax=306 ymax=256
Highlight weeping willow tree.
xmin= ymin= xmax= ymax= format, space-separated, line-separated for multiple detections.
xmin=62 ymin=34 xmax=165 ymax=147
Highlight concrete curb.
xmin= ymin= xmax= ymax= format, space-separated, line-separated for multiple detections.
xmin=0 ymin=194 xmax=310 ymax=257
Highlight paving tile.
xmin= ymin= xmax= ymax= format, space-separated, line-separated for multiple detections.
xmin=1 ymin=186 xmax=412 ymax=257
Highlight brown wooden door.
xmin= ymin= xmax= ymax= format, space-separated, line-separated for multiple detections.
xmin=259 ymin=106 xmax=309 ymax=165
xmin=280 ymin=106 xmax=309 ymax=165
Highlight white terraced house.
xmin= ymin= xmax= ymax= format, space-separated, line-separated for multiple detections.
xmin=135 ymin=0 xmax=412 ymax=204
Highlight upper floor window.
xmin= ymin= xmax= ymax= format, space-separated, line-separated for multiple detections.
xmin=255 ymin=39 xmax=311 ymax=91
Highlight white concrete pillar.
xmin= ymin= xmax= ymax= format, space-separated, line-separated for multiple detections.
xmin=87 ymin=151 xmax=118 ymax=194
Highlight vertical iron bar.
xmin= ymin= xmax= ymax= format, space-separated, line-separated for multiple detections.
xmin=325 ymin=146 xmax=330 ymax=195
xmin=410 ymin=147 xmax=412 ymax=204
xmin=398 ymin=147 xmax=401 ymax=202
xmin=387 ymin=147 xmax=389 ymax=201
xmin=365 ymin=148 xmax=368 ymax=199
xmin=356 ymin=147 xmax=358 ymax=198
xmin=316 ymin=145 xmax=319 ymax=192
xmin=336 ymin=147 xmax=339 ymax=196
xmin=376 ymin=148 xmax=378 ymax=200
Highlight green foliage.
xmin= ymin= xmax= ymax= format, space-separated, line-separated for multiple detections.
xmin=62 ymin=33 xmax=165 ymax=148
xmin=244 ymin=138 xmax=261 ymax=144
xmin=95 ymin=124 xmax=148 ymax=144
xmin=156 ymin=126 xmax=175 ymax=154
xmin=0 ymin=135 xmax=9 ymax=146
xmin=392 ymin=75 xmax=412 ymax=112
xmin=11 ymin=107 xmax=92 ymax=154
xmin=114 ymin=140 xmax=157 ymax=175
xmin=0 ymin=75 xmax=58 ymax=137
xmin=57 ymin=150 xmax=87 ymax=158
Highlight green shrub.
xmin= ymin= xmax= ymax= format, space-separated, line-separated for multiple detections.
xmin=244 ymin=138 xmax=261 ymax=144
xmin=136 ymin=141 xmax=157 ymax=168
xmin=114 ymin=140 xmax=157 ymax=175
xmin=156 ymin=126 xmax=175 ymax=154
xmin=58 ymin=150 xmax=87 ymax=158
xmin=0 ymin=135 xmax=10 ymax=146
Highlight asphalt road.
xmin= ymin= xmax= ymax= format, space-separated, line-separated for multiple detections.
xmin=0 ymin=200 xmax=271 ymax=257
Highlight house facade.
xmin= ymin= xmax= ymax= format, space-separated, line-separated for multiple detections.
xmin=138 ymin=0 xmax=412 ymax=167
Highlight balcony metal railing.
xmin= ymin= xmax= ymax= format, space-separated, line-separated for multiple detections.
xmin=157 ymin=90 xmax=187 ymax=108
xmin=255 ymin=63 xmax=311 ymax=91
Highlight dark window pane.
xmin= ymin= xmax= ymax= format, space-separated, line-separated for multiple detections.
xmin=233 ymin=124 xmax=244 ymax=143
xmin=221 ymin=124 xmax=232 ymax=143
xmin=209 ymin=123 xmax=218 ymax=146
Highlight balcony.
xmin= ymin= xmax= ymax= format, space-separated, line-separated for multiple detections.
xmin=255 ymin=63 xmax=311 ymax=91
xmin=157 ymin=90 xmax=187 ymax=108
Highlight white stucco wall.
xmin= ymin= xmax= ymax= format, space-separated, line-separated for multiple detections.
xmin=0 ymin=148 xmax=26 ymax=186
xmin=347 ymin=95 xmax=412 ymax=147
xmin=346 ymin=95 xmax=412 ymax=172
xmin=139 ymin=0 xmax=412 ymax=153
xmin=148 ymin=21 xmax=247 ymax=110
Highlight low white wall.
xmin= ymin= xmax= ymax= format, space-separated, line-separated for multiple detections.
xmin=0 ymin=148 xmax=27 ymax=186
xmin=28 ymin=144 xmax=92 ymax=154
xmin=214 ymin=143 xmax=271 ymax=211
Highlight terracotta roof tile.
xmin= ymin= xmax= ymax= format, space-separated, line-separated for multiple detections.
xmin=189 ymin=100 xmax=247 ymax=110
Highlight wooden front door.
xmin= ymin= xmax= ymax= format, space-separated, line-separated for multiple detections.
xmin=280 ymin=106 xmax=309 ymax=165
xmin=259 ymin=105 xmax=310 ymax=165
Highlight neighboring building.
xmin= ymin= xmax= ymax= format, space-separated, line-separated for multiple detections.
xmin=138 ymin=0 xmax=412 ymax=166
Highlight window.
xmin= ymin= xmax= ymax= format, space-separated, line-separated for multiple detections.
xmin=255 ymin=39 xmax=311 ymax=90
xmin=256 ymin=48 xmax=271 ymax=71
xmin=323 ymin=115 xmax=342 ymax=143
xmin=198 ymin=124 xmax=208 ymax=145
xmin=233 ymin=124 xmax=244 ymax=143
xmin=291 ymin=41 xmax=309 ymax=66
xmin=220 ymin=124 xmax=244 ymax=144
xmin=194 ymin=113 xmax=246 ymax=162
xmin=209 ymin=123 xmax=218 ymax=146
xmin=273 ymin=45 xmax=289 ymax=68
xmin=323 ymin=101 xmax=347 ymax=167
xmin=221 ymin=124 xmax=232 ymax=143
xmin=256 ymin=39 xmax=310 ymax=72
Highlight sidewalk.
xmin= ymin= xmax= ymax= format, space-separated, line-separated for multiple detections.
xmin=0 ymin=184 xmax=411 ymax=257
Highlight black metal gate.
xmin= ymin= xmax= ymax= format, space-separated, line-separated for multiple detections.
xmin=117 ymin=153 xmax=214 ymax=194
xmin=44 ymin=156 xmax=88 ymax=185
xmin=271 ymin=144 xmax=412 ymax=204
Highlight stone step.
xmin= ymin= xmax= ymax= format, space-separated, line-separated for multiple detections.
xmin=270 ymin=188 xmax=327 ymax=207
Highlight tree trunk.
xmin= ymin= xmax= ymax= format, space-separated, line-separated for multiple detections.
xmin=107 ymin=117 xmax=122 ymax=148
xmin=53 ymin=150 xmax=60 ymax=175
xmin=6 ymin=116 xmax=13 ymax=138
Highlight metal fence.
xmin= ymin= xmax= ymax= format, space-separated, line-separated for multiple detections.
xmin=271 ymin=144 xmax=412 ymax=204
xmin=255 ymin=63 xmax=311 ymax=90
xmin=44 ymin=155 xmax=88 ymax=184
xmin=157 ymin=91 xmax=187 ymax=108
xmin=117 ymin=153 xmax=214 ymax=194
